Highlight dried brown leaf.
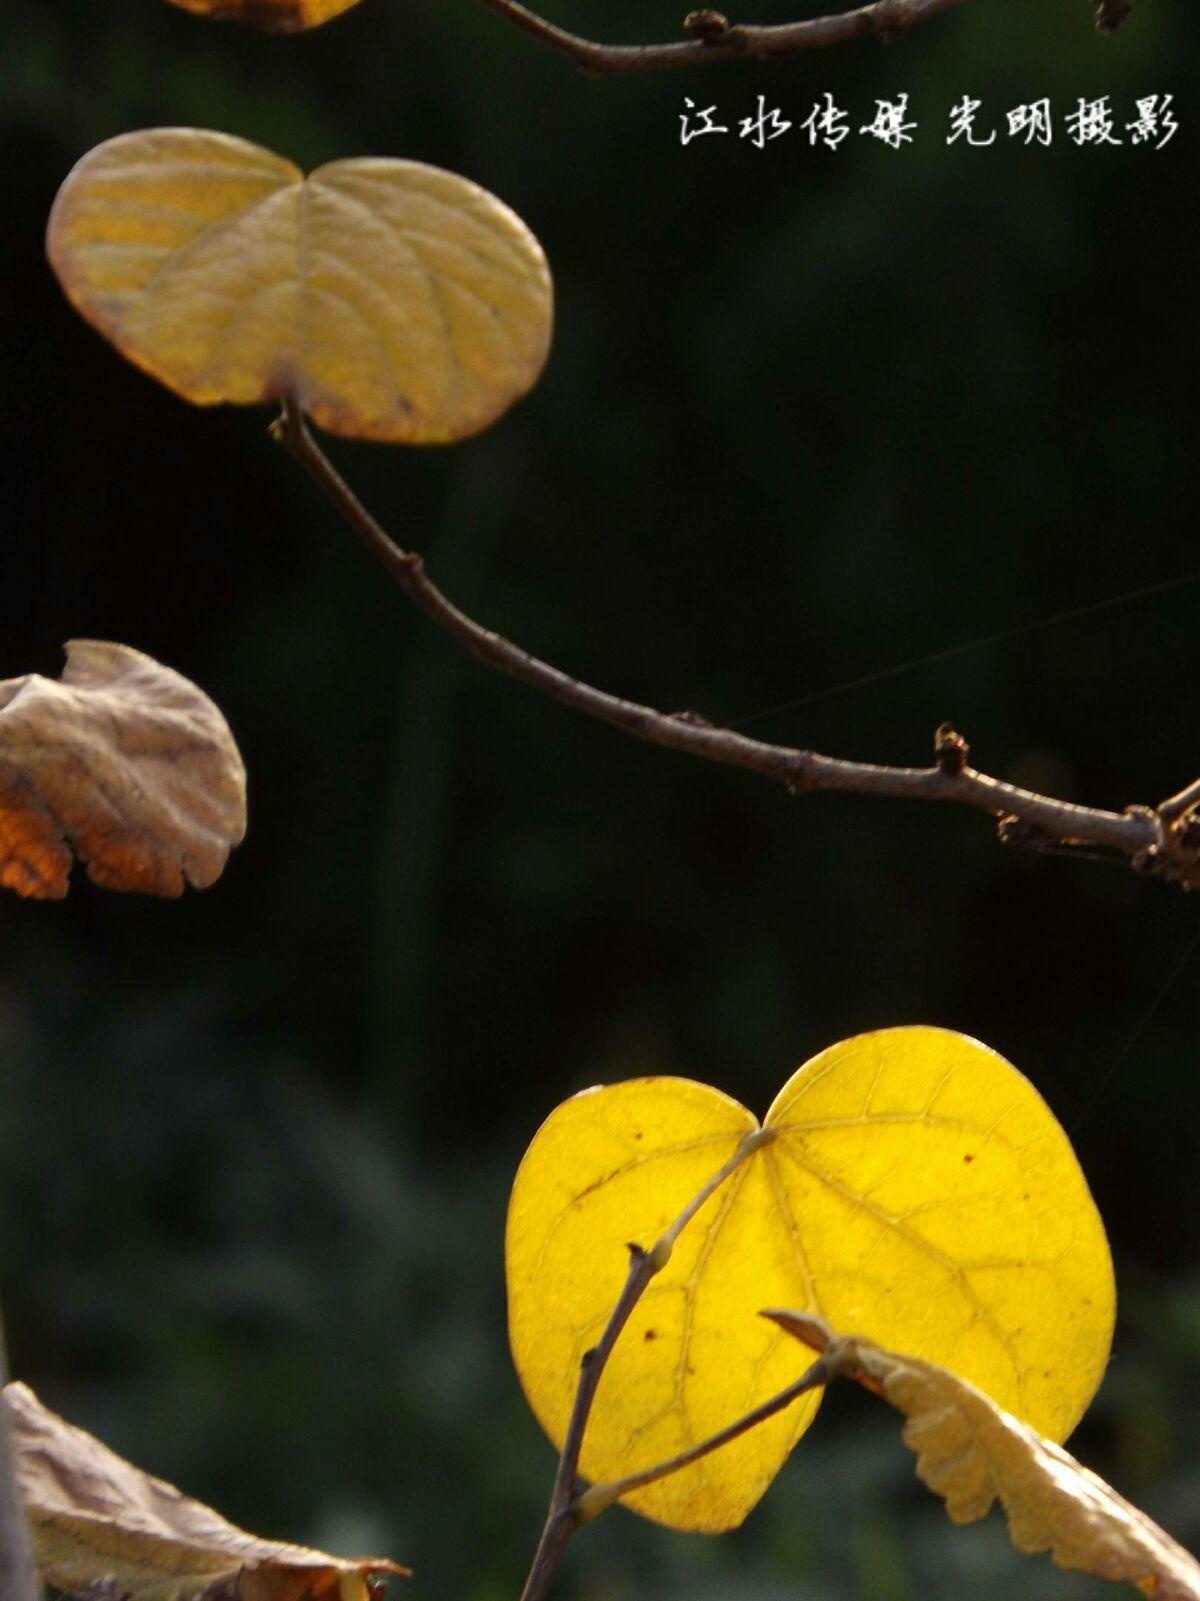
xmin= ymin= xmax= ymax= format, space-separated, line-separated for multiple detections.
xmin=0 ymin=640 xmax=246 ymax=899
xmin=4 ymin=1381 xmax=407 ymax=1601
xmin=768 ymin=1311 xmax=1200 ymax=1601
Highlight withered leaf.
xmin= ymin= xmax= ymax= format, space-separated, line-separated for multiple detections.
xmin=0 ymin=640 xmax=246 ymax=899
xmin=768 ymin=1311 xmax=1200 ymax=1601
xmin=4 ymin=1381 xmax=407 ymax=1601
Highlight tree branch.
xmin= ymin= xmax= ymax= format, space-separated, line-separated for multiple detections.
xmin=468 ymin=0 xmax=968 ymax=74
xmin=466 ymin=0 xmax=1127 ymax=75
xmin=515 ymin=1130 xmax=773 ymax=1601
xmin=274 ymin=402 xmax=1200 ymax=892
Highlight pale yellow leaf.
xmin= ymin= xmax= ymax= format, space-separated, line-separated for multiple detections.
xmin=0 ymin=640 xmax=246 ymax=899
xmin=163 ymin=0 xmax=365 ymax=30
xmin=46 ymin=128 xmax=553 ymax=444
xmin=506 ymin=1027 xmax=1114 ymax=1532
xmin=4 ymin=1381 xmax=407 ymax=1601
xmin=768 ymin=1312 xmax=1200 ymax=1601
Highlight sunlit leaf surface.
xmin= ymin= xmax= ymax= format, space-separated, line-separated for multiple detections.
xmin=47 ymin=129 xmax=553 ymax=443
xmin=506 ymin=1027 xmax=1114 ymax=1532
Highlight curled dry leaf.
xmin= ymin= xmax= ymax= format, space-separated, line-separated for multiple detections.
xmin=163 ymin=0 xmax=365 ymax=29
xmin=46 ymin=128 xmax=553 ymax=444
xmin=506 ymin=1027 xmax=1114 ymax=1532
xmin=4 ymin=1381 xmax=407 ymax=1601
xmin=768 ymin=1312 xmax=1200 ymax=1601
xmin=0 ymin=640 xmax=246 ymax=899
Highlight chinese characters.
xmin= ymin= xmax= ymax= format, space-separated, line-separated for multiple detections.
xmin=679 ymin=93 xmax=1178 ymax=150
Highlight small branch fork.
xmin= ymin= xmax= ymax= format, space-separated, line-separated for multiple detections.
xmin=467 ymin=0 xmax=1129 ymax=75
xmin=516 ymin=1130 xmax=776 ymax=1601
xmin=275 ymin=400 xmax=1200 ymax=893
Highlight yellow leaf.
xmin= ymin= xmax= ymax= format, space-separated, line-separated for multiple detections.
xmin=505 ymin=1027 xmax=1114 ymax=1533
xmin=767 ymin=1313 xmax=1200 ymax=1601
xmin=163 ymin=0 xmax=365 ymax=30
xmin=46 ymin=128 xmax=553 ymax=444
xmin=0 ymin=640 xmax=247 ymax=899
xmin=4 ymin=1380 xmax=407 ymax=1601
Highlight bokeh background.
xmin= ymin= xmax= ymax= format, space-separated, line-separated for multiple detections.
xmin=2 ymin=0 xmax=1198 ymax=1596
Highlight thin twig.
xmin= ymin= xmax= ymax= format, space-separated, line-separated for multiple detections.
xmin=470 ymin=0 xmax=967 ymax=75
xmin=516 ymin=1130 xmax=772 ymax=1601
xmin=575 ymin=1349 xmax=827 ymax=1520
xmin=0 ymin=1315 xmax=39 ymax=1601
xmin=1159 ymin=777 xmax=1200 ymax=826
xmin=274 ymin=402 xmax=1200 ymax=891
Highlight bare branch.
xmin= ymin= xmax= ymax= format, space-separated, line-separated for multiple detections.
xmin=274 ymin=402 xmax=1200 ymax=892
xmin=469 ymin=0 xmax=969 ymax=74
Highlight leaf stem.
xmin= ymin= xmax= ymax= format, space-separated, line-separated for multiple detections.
xmin=515 ymin=1129 xmax=769 ymax=1601
xmin=273 ymin=401 xmax=1199 ymax=892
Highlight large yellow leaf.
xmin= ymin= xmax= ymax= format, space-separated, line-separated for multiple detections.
xmin=46 ymin=129 xmax=553 ymax=444
xmin=4 ymin=1380 xmax=407 ymax=1600
xmin=0 ymin=640 xmax=246 ymax=899
xmin=506 ymin=1026 xmax=1114 ymax=1533
xmin=768 ymin=1313 xmax=1200 ymax=1601
xmin=163 ymin=0 xmax=365 ymax=30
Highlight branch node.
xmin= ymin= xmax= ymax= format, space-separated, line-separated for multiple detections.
xmin=646 ymin=1236 xmax=674 ymax=1271
xmin=933 ymin=722 xmax=969 ymax=776
xmin=996 ymin=813 xmax=1054 ymax=853
xmin=1131 ymin=844 xmax=1165 ymax=877
xmin=683 ymin=8 xmax=735 ymax=40
xmin=1093 ymin=0 xmax=1132 ymax=31
xmin=668 ymin=708 xmax=714 ymax=727
xmin=875 ymin=0 xmax=909 ymax=43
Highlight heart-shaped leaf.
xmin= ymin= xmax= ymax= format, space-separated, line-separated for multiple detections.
xmin=164 ymin=0 xmax=365 ymax=29
xmin=506 ymin=1026 xmax=1114 ymax=1532
xmin=0 ymin=641 xmax=246 ymax=899
xmin=47 ymin=129 xmax=553 ymax=444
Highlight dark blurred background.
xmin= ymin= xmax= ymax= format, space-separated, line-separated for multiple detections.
xmin=1 ymin=0 xmax=1197 ymax=1596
